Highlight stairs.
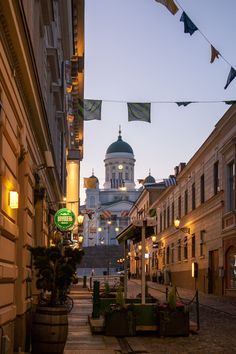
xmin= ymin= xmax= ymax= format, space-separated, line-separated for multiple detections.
xmin=79 ymin=245 xmax=124 ymax=269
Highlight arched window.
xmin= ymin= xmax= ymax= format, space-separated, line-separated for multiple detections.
xmin=90 ymin=196 xmax=95 ymax=208
xmin=226 ymin=246 xmax=236 ymax=289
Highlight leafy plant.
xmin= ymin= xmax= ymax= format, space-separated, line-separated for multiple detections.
xmin=115 ymin=286 xmax=125 ymax=309
xmin=29 ymin=245 xmax=84 ymax=306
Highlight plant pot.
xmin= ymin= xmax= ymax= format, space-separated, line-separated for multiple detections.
xmin=31 ymin=306 xmax=68 ymax=354
xmin=105 ymin=309 xmax=135 ymax=336
xmin=158 ymin=306 xmax=189 ymax=337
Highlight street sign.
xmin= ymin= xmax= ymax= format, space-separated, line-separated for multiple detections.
xmin=54 ymin=208 xmax=76 ymax=231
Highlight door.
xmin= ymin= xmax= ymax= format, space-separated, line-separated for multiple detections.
xmin=208 ymin=250 xmax=219 ymax=295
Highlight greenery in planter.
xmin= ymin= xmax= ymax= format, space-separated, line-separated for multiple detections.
xmin=29 ymin=245 xmax=84 ymax=306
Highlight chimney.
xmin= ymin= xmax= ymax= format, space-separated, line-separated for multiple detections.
xmin=178 ymin=162 xmax=186 ymax=173
xmin=174 ymin=166 xmax=179 ymax=176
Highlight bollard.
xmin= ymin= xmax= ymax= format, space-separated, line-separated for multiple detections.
xmin=92 ymin=281 xmax=100 ymax=319
xmin=83 ymin=275 xmax=87 ymax=288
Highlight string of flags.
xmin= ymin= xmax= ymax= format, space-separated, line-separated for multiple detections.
xmin=78 ymin=99 xmax=236 ymax=123
xmin=154 ymin=0 xmax=236 ymax=89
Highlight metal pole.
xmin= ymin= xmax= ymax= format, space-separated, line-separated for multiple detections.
xmin=124 ymin=240 xmax=128 ymax=298
xmin=196 ymin=289 xmax=200 ymax=330
xmin=141 ymin=220 xmax=146 ymax=305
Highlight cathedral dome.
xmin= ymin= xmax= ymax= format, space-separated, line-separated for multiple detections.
xmin=90 ymin=174 xmax=99 ymax=183
xmin=106 ymin=130 xmax=133 ymax=154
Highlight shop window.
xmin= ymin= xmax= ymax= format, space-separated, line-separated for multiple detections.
xmin=227 ymin=247 xmax=236 ymax=289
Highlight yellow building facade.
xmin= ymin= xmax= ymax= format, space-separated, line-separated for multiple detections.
xmin=0 ymin=0 xmax=84 ymax=352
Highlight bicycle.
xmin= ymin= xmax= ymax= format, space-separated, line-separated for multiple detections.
xmin=38 ymin=291 xmax=74 ymax=313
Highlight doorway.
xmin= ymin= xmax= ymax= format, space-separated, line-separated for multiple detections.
xmin=208 ymin=249 xmax=219 ymax=295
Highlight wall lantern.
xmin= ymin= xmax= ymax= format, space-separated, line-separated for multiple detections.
xmin=107 ymin=220 xmax=112 ymax=225
xmin=174 ymin=217 xmax=190 ymax=234
xmin=78 ymin=234 xmax=84 ymax=243
xmin=77 ymin=214 xmax=84 ymax=225
xmin=9 ymin=191 xmax=19 ymax=209
xmin=192 ymin=262 xmax=198 ymax=278
xmin=151 ymin=235 xmax=157 ymax=243
xmin=97 ymin=227 xmax=102 ymax=232
xmin=138 ymin=244 xmax=142 ymax=251
xmin=115 ymin=227 xmax=119 ymax=232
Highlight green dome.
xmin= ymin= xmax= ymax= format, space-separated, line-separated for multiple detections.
xmin=144 ymin=174 xmax=155 ymax=184
xmin=90 ymin=173 xmax=99 ymax=183
xmin=106 ymin=131 xmax=133 ymax=154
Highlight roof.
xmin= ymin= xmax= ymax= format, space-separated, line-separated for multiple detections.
xmin=116 ymin=222 xmax=154 ymax=243
xmin=106 ymin=130 xmax=133 ymax=154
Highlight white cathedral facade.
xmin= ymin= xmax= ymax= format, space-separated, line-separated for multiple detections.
xmin=82 ymin=129 xmax=141 ymax=247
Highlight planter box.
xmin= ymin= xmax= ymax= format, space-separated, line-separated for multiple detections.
xmin=133 ymin=304 xmax=158 ymax=331
xmin=105 ymin=309 xmax=136 ymax=336
xmin=158 ymin=306 xmax=189 ymax=337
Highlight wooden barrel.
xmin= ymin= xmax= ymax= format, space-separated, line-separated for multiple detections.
xmin=31 ymin=306 xmax=68 ymax=354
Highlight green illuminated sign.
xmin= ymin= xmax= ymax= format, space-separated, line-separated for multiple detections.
xmin=54 ymin=208 xmax=75 ymax=231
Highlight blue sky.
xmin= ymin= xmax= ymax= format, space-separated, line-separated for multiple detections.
xmin=80 ymin=0 xmax=236 ymax=204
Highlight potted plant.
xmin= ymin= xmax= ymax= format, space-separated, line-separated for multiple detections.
xmin=158 ymin=287 xmax=189 ymax=337
xmin=104 ymin=286 xmax=136 ymax=336
xmin=29 ymin=245 xmax=84 ymax=354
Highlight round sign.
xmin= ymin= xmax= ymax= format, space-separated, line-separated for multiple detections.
xmin=54 ymin=208 xmax=76 ymax=231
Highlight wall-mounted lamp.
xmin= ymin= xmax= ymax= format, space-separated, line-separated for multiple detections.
xmin=115 ymin=227 xmax=119 ymax=232
xmin=77 ymin=214 xmax=84 ymax=225
xmin=151 ymin=235 xmax=157 ymax=243
xmin=78 ymin=234 xmax=84 ymax=243
xmin=107 ymin=220 xmax=112 ymax=225
xmin=138 ymin=244 xmax=142 ymax=251
xmin=174 ymin=217 xmax=190 ymax=234
xmin=97 ymin=227 xmax=102 ymax=232
xmin=9 ymin=191 xmax=19 ymax=209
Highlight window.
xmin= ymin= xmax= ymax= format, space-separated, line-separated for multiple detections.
xmin=200 ymin=230 xmax=205 ymax=257
xmin=178 ymin=196 xmax=181 ymax=218
xmin=164 ymin=209 xmax=166 ymax=230
xmin=167 ymin=206 xmax=170 ymax=228
xmin=171 ymin=202 xmax=174 ymax=224
xmin=162 ymin=247 xmax=165 ymax=265
xmin=90 ymin=196 xmax=95 ymax=208
xmin=191 ymin=234 xmax=196 ymax=258
xmin=213 ymin=161 xmax=219 ymax=195
xmin=160 ymin=213 xmax=162 ymax=232
xmin=125 ymin=172 xmax=129 ymax=180
xmin=200 ymin=174 xmax=205 ymax=204
xmin=192 ymin=183 xmax=196 ymax=210
xmin=184 ymin=236 xmax=188 ymax=259
xmin=166 ymin=246 xmax=170 ymax=265
xmin=178 ymin=239 xmax=181 ymax=261
xmin=227 ymin=247 xmax=236 ymax=289
xmin=184 ymin=190 xmax=188 ymax=215
xmin=171 ymin=243 xmax=174 ymax=263
xmin=227 ymin=161 xmax=235 ymax=211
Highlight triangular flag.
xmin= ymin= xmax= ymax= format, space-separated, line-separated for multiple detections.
xmin=224 ymin=67 xmax=236 ymax=90
xmin=225 ymin=100 xmax=236 ymax=105
xmin=176 ymin=102 xmax=191 ymax=107
xmin=127 ymin=103 xmax=151 ymax=123
xmin=83 ymin=177 xmax=97 ymax=189
xmin=154 ymin=0 xmax=179 ymax=15
xmin=210 ymin=45 xmax=220 ymax=63
xmin=78 ymin=99 xmax=102 ymax=120
xmin=180 ymin=12 xmax=198 ymax=36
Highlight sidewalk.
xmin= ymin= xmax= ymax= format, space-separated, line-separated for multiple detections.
xmin=129 ymin=279 xmax=236 ymax=316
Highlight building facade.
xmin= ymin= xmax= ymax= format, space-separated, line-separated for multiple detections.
xmin=0 ymin=1 xmax=84 ymax=352
xmin=127 ymin=105 xmax=236 ymax=297
xmin=82 ymin=130 xmax=141 ymax=247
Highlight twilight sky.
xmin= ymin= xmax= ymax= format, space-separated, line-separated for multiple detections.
xmin=80 ymin=0 xmax=236 ymax=204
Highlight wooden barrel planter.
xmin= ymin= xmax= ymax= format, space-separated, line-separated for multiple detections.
xmin=31 ymin=306 xmax=68 ymax=354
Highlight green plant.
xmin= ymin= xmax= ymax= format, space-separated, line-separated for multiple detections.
xmin=115 ymin=286 xmax=125 ymax=309
xmin=104 ymin=281 xmax=111 ymax=297
xmin=29 ymin=245 xmax=84 ymax=306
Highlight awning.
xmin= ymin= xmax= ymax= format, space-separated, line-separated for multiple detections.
xmin=116 ymin=223 xmax=154 ymax=244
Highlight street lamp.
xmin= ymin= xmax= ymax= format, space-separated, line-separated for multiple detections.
xmin=174 ymin=217 xmax=190 ymax=234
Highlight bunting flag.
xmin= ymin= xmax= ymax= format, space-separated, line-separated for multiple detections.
xmin=180 ymin=12 xmax=198 ymax=36
xmin=100 ymin=210 xmax=112 ymax=220
xmin=224 ymin=67 xmax=236 ymax=90
xmin=164 ymin=176 xmax=177 ymax=187
xmin=210 ymin=45 xmax=220 ymax=64
xmin=176 ymin=102 xmax=191 ymax=107
xmin=83 ymin=177 xmax=97 ymax=189
xmin=154 ymin=0 xmax=179 ymax=15
xmin=127 ymin=103 xmax=151 ymax=123
xmin=121 ymin=210 xmax=129 ymax=217
xmin=225 ymin=100 xmax=236 ymax=105
xmin=78 ymin=99 xmax=102 ymax=120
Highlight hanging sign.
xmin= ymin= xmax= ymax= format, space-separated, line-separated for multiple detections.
xmin=54 ymin=208 xmax=75 ymax=231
